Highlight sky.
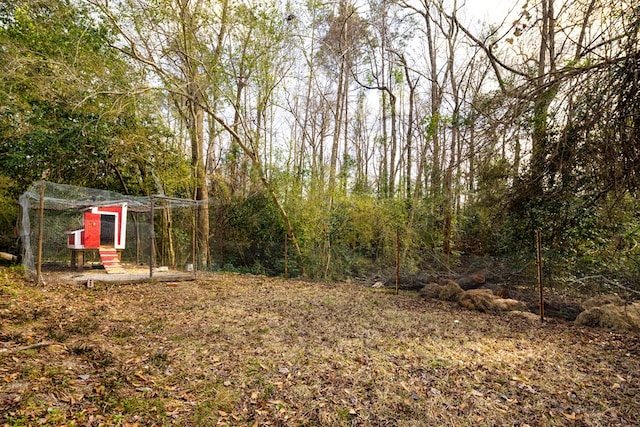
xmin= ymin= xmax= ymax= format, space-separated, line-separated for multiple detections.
xmin=461 ymin=0 xmax=519 ymax=26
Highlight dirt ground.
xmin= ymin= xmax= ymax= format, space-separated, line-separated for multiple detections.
xmin=1 ymin=267 xmax=639 ymax=426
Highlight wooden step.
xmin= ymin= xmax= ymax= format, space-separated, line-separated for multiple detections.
xmin=99 ymin=248 xmax=125 ymax=274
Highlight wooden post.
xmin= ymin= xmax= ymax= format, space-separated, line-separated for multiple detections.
xmin=284 ymin=233 xmax=289 ymax=278
xmin=149 ymin=197 xmax=155 ymax=278
xmin=135 ymin=213 xmax=140 ymax=265
xmin=192 ymin=202 xmax=197 ymax=279
xmin=160 ymin=202 xmax=165 ymax=267
xmin=17 ymin=202 xmax=23 ymax=261
xmin=395 ymin=228 xmax=400 ymax=295
xmin=70 ymin=250 xmax=84 ymax=269
xmin=36 ymin=182 xmax=45 ymax=284
xmin=536 ymin=229 xmax=544 ymax=323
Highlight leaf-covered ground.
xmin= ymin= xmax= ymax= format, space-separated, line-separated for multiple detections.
xmin=1 ymin=267 xmax=639 ymax=426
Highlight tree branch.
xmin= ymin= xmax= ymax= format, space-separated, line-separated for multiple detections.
xmin=0 ymin=341 xmax=54 ymax=355
xmin=568 ymin=275 xmax=640 ymax=297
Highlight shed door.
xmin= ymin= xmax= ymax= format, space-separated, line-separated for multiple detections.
xmin=84 ymin=212 xmax=101 ymax=249
xmin=100 ymin=215 xmax=116 ymax=247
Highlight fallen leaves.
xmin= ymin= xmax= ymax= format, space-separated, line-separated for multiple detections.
xmin=1 ymin=270 xmax=640 ymax=426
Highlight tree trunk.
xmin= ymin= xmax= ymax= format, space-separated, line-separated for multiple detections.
xmin=424 ymin=3 xmax=442 ymax=195
xmin=388 ymin=90 xmax=397 ymax=196
xmin=403 ymin=58 xmax=417 ymax=201
xmin=188 ymin=86 xmax=210 ymax=268
xmin=530 ymin=0 xmax=557 ymax=193
xmin=329 ymin=60 xmax=345 ymax=197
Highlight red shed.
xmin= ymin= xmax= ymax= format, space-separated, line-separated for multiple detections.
xmin=66 ymin=204 xmax=128 ymax=272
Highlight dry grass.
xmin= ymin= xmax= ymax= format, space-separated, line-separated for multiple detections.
xmin=1 ymin=267 xmax=639 ymax=426
xmin=576 ymin=303 xmax=640 ymax=331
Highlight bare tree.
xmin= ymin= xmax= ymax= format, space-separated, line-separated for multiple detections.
xmin=87 ymin=0 xmax=227 ymax=268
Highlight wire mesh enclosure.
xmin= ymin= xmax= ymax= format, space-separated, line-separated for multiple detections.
xmin=19 ymin=181 xmax=200 ymax=282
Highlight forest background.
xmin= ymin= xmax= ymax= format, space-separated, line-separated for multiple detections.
xmin=1 ymin=0 xmax=639 ymax=293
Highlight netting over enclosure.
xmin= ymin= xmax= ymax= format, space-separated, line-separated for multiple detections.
xmin=19 ymin=181 xmax=201 ymax=281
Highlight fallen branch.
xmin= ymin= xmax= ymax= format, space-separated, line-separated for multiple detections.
xmin=0 ymin=341 xmax=54 ymax=355
xmin=569 ymin=275 xmax=640 ymax=297
xmin=0 ymin=252 xmax=18 ymax=263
